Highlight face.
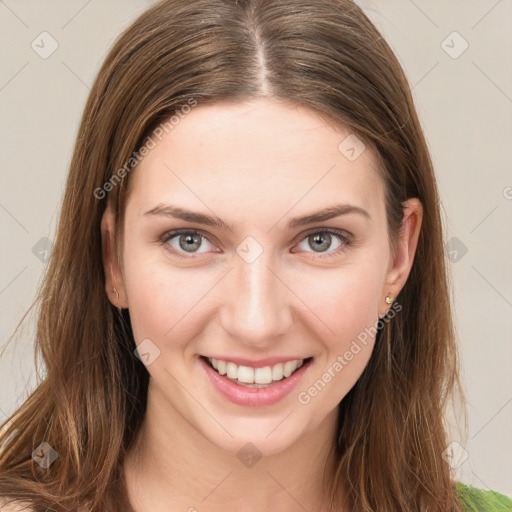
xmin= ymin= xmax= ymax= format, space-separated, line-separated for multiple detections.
xmin=102 ymin=98 xmax=419 ymax=456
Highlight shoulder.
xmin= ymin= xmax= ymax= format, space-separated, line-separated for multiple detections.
xmin=0 ymin=498 xmax=33 ymax=511
xmin=0 ymin=497 xmax=89 ymax=512
xmin=456 ymin=481 xmax=512 ymax=511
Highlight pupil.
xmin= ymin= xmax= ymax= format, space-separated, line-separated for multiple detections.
xmin=180 ymin=233 xmax=201 ymax=252
xmin=310 ymin=233 xmax=330 ymax=252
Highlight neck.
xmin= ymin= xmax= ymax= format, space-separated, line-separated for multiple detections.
xmin=121 ymin=381 xmax=342 ymax=512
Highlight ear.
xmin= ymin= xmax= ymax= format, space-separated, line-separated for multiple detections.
xmin=379 ymin=198 xmax=423 ymax=318
xmin=101 ymin=200 xmax=129 ymax=309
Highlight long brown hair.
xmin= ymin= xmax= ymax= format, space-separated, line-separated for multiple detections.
xmin=0 ymin=0 xmax=467 ymax=510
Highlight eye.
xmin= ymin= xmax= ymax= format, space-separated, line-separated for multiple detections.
xmin=160 ymin=229 xmax=216 ymax=259
xmin=159 ymin=228 xmax=353 ymax=260
xmin=294 ymin=229 xmax=352 ymax=258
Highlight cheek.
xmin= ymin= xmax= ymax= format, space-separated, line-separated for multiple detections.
xmin=297 ymin=262 xmax=384 ymax=341
xmin=293 ymin=261 xmax=384 ymax=385
xmin=294 ymin=266 xmax=383 ymax=409
xmin=120 ymin=240 xmax=208 ymax=345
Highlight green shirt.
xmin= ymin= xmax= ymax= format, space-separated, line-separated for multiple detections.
xmin=456 ymin=481 xmax=512 ymax=511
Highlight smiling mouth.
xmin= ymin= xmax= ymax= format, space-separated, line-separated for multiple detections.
xmin=200 ymin=355 xmax=314 ymax=388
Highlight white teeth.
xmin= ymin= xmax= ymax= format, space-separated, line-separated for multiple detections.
xmin=271 ymin=363 xmax=283 ymax=381
xmin=217 ymin=359 xmax=227 ymax=375
xmin=226 ymin=362 xmax=238 ymax=379
xmin=237 ymin=366 xmax=254 ymax=383
xmin=254 ymin=366 xmax=273 ymax=384
xmin=283 ymin=360 xmax=299 ymax=378
xmin=206 ymin=357 xmax=308 ymax=384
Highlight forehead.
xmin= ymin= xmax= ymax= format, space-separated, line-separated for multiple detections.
xmin=126 ymin=99 xmax=385 ymax=223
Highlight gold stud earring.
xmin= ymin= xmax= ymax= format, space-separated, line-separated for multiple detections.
xmin=385 ymin=295 xmax=393 ymax=305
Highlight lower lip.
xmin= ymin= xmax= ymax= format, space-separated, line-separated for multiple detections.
xmin=199 ymin=356 xmax=312 ymax=407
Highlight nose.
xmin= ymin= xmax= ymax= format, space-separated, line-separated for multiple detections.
xmin=219 ymin=248 xmax=293 ymax=349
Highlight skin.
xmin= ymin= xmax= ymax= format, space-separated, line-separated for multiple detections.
xmin=101 ymin=97 xmax=422 ymax=512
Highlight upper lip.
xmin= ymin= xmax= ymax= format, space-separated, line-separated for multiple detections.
xmin=200 ymin=355 xmax=313 ymax=368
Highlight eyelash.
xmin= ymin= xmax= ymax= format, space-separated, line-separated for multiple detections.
xmin=159 ymin=228 xmax=353 ymax=260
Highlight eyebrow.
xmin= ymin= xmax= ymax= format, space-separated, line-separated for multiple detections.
xmin=144 ymin=202 xmax=371 ymax=232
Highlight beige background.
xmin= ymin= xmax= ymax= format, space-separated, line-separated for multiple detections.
xmin=1 ymin=0 xmax=511 ymax=497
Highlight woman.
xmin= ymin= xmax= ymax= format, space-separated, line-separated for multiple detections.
xmin=0 ymin=0 xmax=510 ymax=510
